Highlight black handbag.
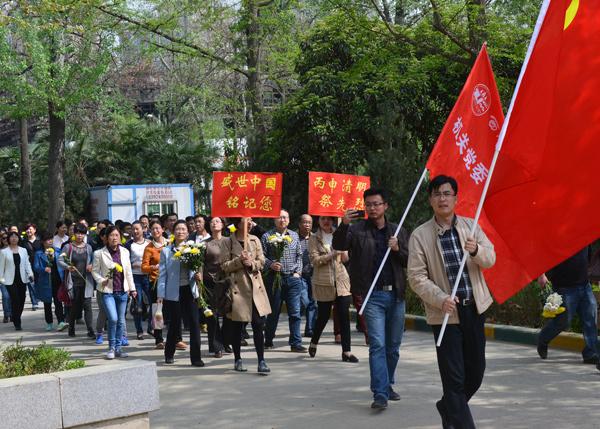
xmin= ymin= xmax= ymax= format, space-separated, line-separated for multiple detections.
xmin=213 ymin=274 xmax=233 ymax=315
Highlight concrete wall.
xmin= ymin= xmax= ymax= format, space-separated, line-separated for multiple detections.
xmin=0 ymin=360 xmax=160 ymax=429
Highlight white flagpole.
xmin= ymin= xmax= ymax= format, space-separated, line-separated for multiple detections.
xmin=359 ymin=168 xmax=428 ymax=315
xmin=436 ymin=0 xmax=551 ymax=347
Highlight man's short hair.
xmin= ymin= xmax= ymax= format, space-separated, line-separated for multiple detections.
xmin=167 ymin=212 xmax=178 ymax=219
xmin=363 ymin=188 xmax=388 ymax=203
xmin=427 ymin=175 xmax=458 ymax=196
xmin=139 ymin=214 xmax=149 ymax=221
xmin=185 ymin=216 xmax=194 ymax=222
xmin=73 ymin=223 xmax=88 ymax=235
xmin=194 ymin=214 xmax=206 ymax=221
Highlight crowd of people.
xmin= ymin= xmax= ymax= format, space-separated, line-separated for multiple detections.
xmin=0 ymin=176 xmax=598 ymax=429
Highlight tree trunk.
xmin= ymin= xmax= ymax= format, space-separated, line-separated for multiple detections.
xmin=19 ymin=118 xmax=32 ymax=218
xmin=47 ymin=101 xmax=66 ymax=232
xmin=394 ymin=0 xmax=405 ymax=25
xmin=467 ymin=0 xmax=487 ymax=54
xmin=243 ymin=0 xmax=265 ymax=167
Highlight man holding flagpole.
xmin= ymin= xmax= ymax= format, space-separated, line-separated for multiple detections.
xmin=333 ymin=187 xmax=409 ymax=410
xmin=408 ymin=175 xmax=495 ymax=429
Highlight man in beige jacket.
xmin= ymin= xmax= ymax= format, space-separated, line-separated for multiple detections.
xmin=408 ymin=175 xmax=495 ymax=429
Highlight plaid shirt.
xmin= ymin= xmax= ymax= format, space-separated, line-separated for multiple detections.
xmin=298 ymin=232 xmax=313 ymax=278
xmin=261 ymin=229 xmax=303 ymax=275
xmin=438 ymin=221 xmax=472 ymax=301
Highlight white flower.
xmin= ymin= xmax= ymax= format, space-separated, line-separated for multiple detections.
xmin=543 ymin=293 xmax=563 ymax=312
xmin=186 ymin=240 xmax=195 ymax=246
xmin=183 ymin=247 xmax=192 ymax=254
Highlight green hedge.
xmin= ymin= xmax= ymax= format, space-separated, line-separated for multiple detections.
xmin=0 ymin=342 xmax=85 ymax=379
xmin=405 ymin=281 xmax=593 ymax=334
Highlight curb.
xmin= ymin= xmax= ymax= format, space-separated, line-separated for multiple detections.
xmin=403 ymin=314 xmax=585 ymax=353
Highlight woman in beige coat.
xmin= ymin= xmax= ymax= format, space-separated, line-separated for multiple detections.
xmin=308 ymin=216 xmax=358 ymax=362
xmin=221 ymin=217 xmax=272 ymax=374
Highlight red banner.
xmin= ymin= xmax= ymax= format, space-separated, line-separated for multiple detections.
xmin=426 ymin=45 xmax=530 ymax=304
xmin=212 ymin=172 xmax=283 ymax=218
xmin=308 ymin=172 xmax=370 ymax=216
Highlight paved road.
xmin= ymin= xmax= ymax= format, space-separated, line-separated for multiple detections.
xmin=1 ymin=306 xmax=599 ymax=428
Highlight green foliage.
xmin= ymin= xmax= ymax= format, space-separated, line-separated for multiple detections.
xmin=0 ymin=341 xmax=85 ymax=379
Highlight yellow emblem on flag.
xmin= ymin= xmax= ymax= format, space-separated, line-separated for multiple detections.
xmin=564 ymin=0 xmax=579 ymax=30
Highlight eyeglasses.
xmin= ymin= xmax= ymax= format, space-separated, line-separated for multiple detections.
xmin=365 ymin=202 xmax=385 ymax=208
xmin=431 ymin=191 xmax=456 ymax=199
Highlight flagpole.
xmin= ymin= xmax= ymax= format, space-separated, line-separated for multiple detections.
xmin=359 ymin=168 xmax=428 ymax=315
xmin=436 ymin=0 xmax=551 ymax=347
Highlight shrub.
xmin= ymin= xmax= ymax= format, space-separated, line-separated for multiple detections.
xmin=0 ymin=341 xmax=85 ymax=379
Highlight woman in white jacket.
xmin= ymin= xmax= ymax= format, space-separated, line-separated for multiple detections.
xmin=92 ymin=226 xmax=136 ymax=360
xmin=0 ymin=231 xmax=33 ymax=330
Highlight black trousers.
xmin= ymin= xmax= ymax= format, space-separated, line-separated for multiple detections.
xmin=165 ymin=286 xmax=201 ymax=363
xmin=227 ymin=305 xmax=265 ymax=361
xmin=432 ymin=304 xmax=486 ymax=429
xmin=68 ymin=285 xmax=93 ymax=333
xmin=312 ymin=295 xmax=352 ymax=352
xmin=7 ymin=281 xmax=26 ymax=328
xmin=205 ymin=313 xmax=224 ymax=353
xmin=44 ymin=280 xmax=65 ymax=324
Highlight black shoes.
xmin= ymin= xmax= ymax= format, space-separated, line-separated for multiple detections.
xmin=436 ymin=400 xmax=455 ymax=429
xmin=165 ymin=357 xmax=175 ymax=364
xmin=257 ymin=360 xmax=270 ymax=375
xmin=264 ymin=342 xmax=274 ymax=350
xmin=191 ymin=360 xmax=205 ymax=367
xmin=224 ymin=345 xmax=233 ymax=353
xmin=87 ymin=330 xmax=96 ymax=339
xmin=290 ymin=345 xmax=307 ymax=353
xmin=234 ymin=359 xmax=247 ymax=372
xmin=342 ymin=353 xmax=359 ymax=363
xmin=240 ymin=339 xmax=248 ymax=347
xmin=371 ymin=399 xmax=388 ymax=410
xmin=583 ymin=356 xmax=599 ymax=364
xmin=308 ymin=344 xmax=317 ymax=358
xmin=537 ymin=343 xmax=548 ymax=359
xmin=388 ymin=389 xmax=401 ymax=401
xmin=303 ymin=331 xmax=313 ymax=338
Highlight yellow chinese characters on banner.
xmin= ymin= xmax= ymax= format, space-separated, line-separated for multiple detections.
xmin=212 ymin=172 xmax=283 ymax=218
xmin=308 ymin=172 xmax=370 ymax=217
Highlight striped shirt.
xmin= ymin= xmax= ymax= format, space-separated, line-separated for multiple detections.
xmin=438 ymin=221 xmax=472 ymax=301
xmin=261 ymin=229 xmax=303 ymax=275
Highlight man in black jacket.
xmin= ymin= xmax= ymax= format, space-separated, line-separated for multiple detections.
xmin=333 ymin=188 xmax=409 ymax=410
xmin=537 ymin=247 xmax=599 ymax=366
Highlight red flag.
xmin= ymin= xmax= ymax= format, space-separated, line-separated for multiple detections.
xmin=211 ymin=172 xmax=283 ymax=218
xmin=484 ymin=0 xmax=600 ymax=302
xmin=426 ymin=45 xmax=530 ymax=304
xmin=308 ymin=172 xmax=370 ymax=217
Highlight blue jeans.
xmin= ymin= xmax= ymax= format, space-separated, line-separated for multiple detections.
xmin=300 ymin=276 xmax=317 ymax=334
xmin=133 ymin=274 xmax=151 ymax=334
xmin=102 ymin=291 xmax=129 ymax=351
xmin=538 ymin=283 xmax=599 ymax=360
xmin=364 ymin=290 xmax=405 ymax=402
xmin=0 ymin=284 xmax=11 ymax=317
xmin=265 ymin=274 xmax=303 ymax=347
xmin=28 ymin=282 xmax=38 ymax=307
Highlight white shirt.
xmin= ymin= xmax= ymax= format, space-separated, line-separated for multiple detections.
xmin=129 ymin=240 xmax=149 ymax=275
xmin=53 ymin=234 xmax=68 ymax=249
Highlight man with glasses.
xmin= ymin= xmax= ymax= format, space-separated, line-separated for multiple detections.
xmin=262 ymin=209 xmax=306 ymax=352
xmin=333 ymin=188 xmax=409 ymax=410
xmin=407 ymin=175 xmax=496 ymax=429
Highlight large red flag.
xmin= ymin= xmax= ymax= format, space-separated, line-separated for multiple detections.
xmin=484 ymin=0 xmax=600 ymax=301
xmin=426 ymin=45 xmax=530 ymax=304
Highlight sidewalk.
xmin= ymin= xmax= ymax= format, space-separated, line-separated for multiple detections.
xmin=1 ymin=307 xmax=599 ymax=428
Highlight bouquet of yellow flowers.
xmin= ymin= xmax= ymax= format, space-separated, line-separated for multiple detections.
xmin=107 ymin=262 xmax=123 ymax=279
xmin=45 ymin=248 xmax=55 ymax=267
xmin=173 ymin=241 xmax=212 ymax=316
xmin=267 ymin=233 xmax=293 ymax=291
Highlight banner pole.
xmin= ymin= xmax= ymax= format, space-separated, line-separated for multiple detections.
xmin=359 ymin=168 xmax=428 ymax=315
xmin=435 ymin=0 xmax=551 ymax=347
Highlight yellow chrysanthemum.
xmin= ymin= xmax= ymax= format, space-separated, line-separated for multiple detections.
xmin=174 ymin=251 xmax=182 ymax=258
xmin=190 ymin=248 xmax=200 ymax=255
xmin=203 ymin=309 xmax=213 ymax=318
xmin=284 ymin=235 xmax=293 ymax=243
xmin=114 ymin=263 xmax=123 ymax=273
xmin=227 ymin=225 xmax=237 ymax=233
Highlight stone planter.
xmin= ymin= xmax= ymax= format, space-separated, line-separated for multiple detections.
xmin=0 ymin=360 xmax=159 ymax=429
